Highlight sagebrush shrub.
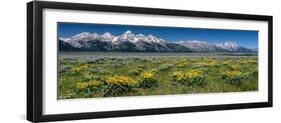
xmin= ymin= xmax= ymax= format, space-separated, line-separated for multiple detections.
xmin=128 ymin=68 xmax=142 ymax=76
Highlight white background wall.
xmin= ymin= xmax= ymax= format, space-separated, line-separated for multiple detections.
xmin=0 ymin=0 xmax=280 ymax=123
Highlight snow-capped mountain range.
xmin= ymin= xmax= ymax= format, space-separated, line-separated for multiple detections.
xmin=59 ymin=30 xmax=257 ymax=52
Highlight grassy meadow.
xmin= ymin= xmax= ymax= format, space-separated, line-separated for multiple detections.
xmin=58 ymin=53 xmax=258 ymax=99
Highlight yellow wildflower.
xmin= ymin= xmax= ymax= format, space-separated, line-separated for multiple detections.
xmin=76 ymin=82 xmax=88 ymax=89
xmin=240 ymin=59 xmax=257 ymax=64
xmin=223 ymin=60 xmax=232 ymax=64
xmin=140 ymin=71 xmax=154 ymax=79
xmin=222 ymin=70 xmax=248 ymax=85
xmin=184 ymin=70 xmax=204 ymax=78
xmin=87 ymin=80 xmax=102 ymax=87
xmin=223 ymin=71 xmax=243 ymax=77
xmin=229 ymin=64 xmax=240 ymax=70
xmin=70 ymin=64 xmax=90 ymax=73
xmin=172 ymin=70 xmax=204 ymax=81
xmin=137 ymin=65 xmax=146 ymax=68
xmin=106 ymin=76 xmax=136 ymax=85
xmin=171 ymin=71 xmax=184 ymax=80
xmin=139 ymin=71 xmax=158 ymax=88
xmin=197 ymin=59 xmax=218 ymax=65
xmin=177 ymin=62 xmax=188 ymax=68
xmin=171 ymin=70 xmax=206 ymax=86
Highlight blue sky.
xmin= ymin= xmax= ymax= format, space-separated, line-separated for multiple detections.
xmin=58 ymin=22 xmax=258 ymax=48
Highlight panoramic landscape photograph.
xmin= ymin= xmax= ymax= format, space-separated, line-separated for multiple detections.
xmin=57 ymin=22 xmax=258 ymax=99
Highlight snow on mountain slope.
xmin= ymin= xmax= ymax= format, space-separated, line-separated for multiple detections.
xmin=62 ymin=30 xmax=166 ymax=45
xmin=176 ymin=40 xmax=218 ymax=51
xmin=215 ymin=41 xmax=238 ymax=51
xmin=59 ymin=31 xmax=257 ymax=52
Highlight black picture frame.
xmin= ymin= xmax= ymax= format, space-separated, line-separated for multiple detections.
xmin=27 ymin=1 xmax=273 ymax=122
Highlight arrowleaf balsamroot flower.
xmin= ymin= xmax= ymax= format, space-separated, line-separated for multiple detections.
xmin=197 ymin=59 xmax=218 ymax=65
xmin=75 ymin=80 xmax=102 ymax=89
xmin=222 ymin=70 xmax=248 ymax=85
xmin=105 ymin=75 xmax=136 ymax=85
xmin=139 ymin=71 xmax=158 ymax=88
xmin=171 ymin=70 xmax=207 ymax=86
xmin=103 ymin=76 xmax=137 ymax=97
xmin=240 ymin=59 xmax=257 ymax=64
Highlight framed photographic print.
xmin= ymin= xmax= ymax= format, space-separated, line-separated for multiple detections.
xmin=27 ymin=1 xmax=273 ymax=122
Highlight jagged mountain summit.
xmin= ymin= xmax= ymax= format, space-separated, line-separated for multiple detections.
xmin=59 ymin=31 xmax=257 ymax=53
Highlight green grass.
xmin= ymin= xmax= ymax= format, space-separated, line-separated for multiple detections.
xmin=58 ymin=56 xmax=258 ymax=99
